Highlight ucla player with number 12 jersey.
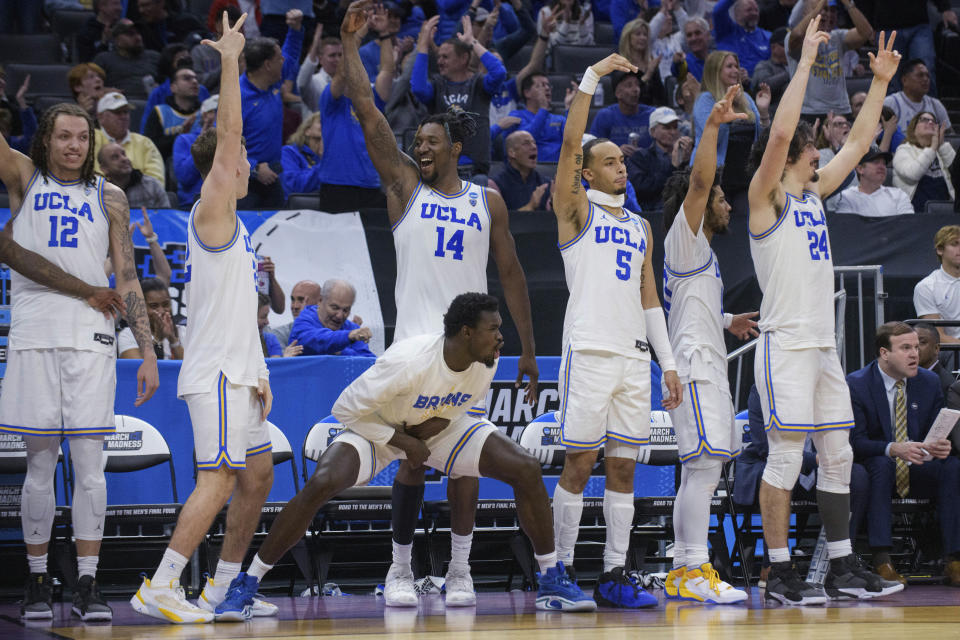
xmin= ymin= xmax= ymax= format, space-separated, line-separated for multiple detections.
xmin=551 ymin=53 xmax=682 ymax=610
xmin=746 ymin=19 xmax=903 ymax=605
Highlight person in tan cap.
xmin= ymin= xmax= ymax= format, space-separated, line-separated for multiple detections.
xmin=94 ymin=91 xmax=165 ymax=184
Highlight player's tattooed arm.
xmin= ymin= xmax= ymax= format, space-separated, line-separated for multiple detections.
xmin=571 ymin=154 xmax=582 ymax=194
xmin=104 ymin=185 xmax=154 ymax=356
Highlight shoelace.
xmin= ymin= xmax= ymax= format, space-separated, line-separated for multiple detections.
xmin=614 ymin=570 xmax=640 ymax=595
xmin=224 ymin=581 xmax=252 ymax=606
xmin=702 ymin=566 xmax=725 ymax=592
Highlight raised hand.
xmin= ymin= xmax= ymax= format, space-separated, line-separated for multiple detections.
xmin=457 ymin=13 xmax=476 ymax=46
xmin=15 ymin=74 xmax=30 ymax=110
xmin=799 ymin=14 xmax=829 ymax=67
xmin=286 ymin=8 xmax=303 ymax=30
xmin=868 ymin=31 xmax=901 ymax=84
xmin=755 ymin=82 xmax=771 ymax=114
xmin=342 ymin=0 xmax=371 ymax=37
xmin=202 ymin=11 xmax=247 ymax=59
xmin=130 ymin=206 xmax=156 ymax=240
xmin=707 ymin=84 xmax=749 ymax=126
xmin=591 ymin=53 xmax=638 ymax=78
xmin=369 ymin=3 xmax=389 ymax=34
xmin=417 ymin=14 xmax=440 ymax=52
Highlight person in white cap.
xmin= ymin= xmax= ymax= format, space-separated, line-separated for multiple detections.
xmin=173 ymin=95 xmax=219 ymax=207
xmin=626 ymin=105 xmax=692 ymax=210
xmin=93 ymin=91 xmax=164 ymax=184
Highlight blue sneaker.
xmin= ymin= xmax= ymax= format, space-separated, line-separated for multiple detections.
xmin=593 ymin=567 xmax=658 ymax=608
xmin=536 ymin=562 xmax=597 ymax=611
xmin=213 ymin=573 xmax=257 ymax=621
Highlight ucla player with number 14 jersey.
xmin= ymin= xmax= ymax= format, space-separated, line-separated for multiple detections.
xmin=550 ymin=53 xmax=682 ymax=610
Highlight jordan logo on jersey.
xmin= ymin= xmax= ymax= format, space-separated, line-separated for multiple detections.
xmin=419 ymin=203 xmax=483 ymax=231
xmin=33 ymin=192 xmax=94 ymax=222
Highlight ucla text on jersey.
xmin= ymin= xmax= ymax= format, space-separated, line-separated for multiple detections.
xmin=34 ymin=190 xmax=98 ymax=248
xmin=791 ymin=199 xmax=830 ymax=261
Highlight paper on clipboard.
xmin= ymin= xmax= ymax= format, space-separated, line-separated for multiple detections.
xmin=921 ymin=408 xmax=960 ymax=461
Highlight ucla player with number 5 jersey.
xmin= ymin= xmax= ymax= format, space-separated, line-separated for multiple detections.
xmin=550 ymin=53 xmax=682 ymax=610
xmin=747 ymin=19 xmax=903 ymax=605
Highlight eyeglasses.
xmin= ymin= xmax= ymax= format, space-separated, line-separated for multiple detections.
xmin=917 ymin=116 xmax=938 ymax=124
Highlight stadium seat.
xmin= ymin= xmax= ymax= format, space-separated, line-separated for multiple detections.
xmin=34 ymin=95 xmax=73 ymax=117
xmin=845 ymin=75 xmax=872 ymax=98
xmin=165 ymin=191 xmax=178 ymax=208
xmin=269 ymin=421 xmax=299 ymax=492
xmin=6 ymin=64 xmax=73 ymax=99
xmin=551 ymin=45 xmax=618 ymax=73
xmin=506 ymin=44 xmax=534 ymax=73
xmin=287 ymin=193 xmax=322 ymax=210
xmin=0 ymin=34 xmax=63 ymax=64
xmin=925 ymin=200 xmax=955 ymax=214
xmin=594 ymin=22 xmax=616 ymax=46
xmin=50 ymin=9 xmax=94 ymax=62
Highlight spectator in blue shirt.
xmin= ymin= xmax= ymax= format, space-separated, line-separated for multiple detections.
xmin=140 ymin=43 xmax=211 ymax=133
xmin=281 ymin=112 xmax=324 ymax=198
xmin=627 ymin=106 xmax=692 ymax=210
xmin=239 ymin=15 xmax=304 ymax=209
xmin=493 ymin=131 xmax=553 ymax=210
xmin=491 ymin=72 xmax=568 ymax=162
xmin=712 ymin=0 xmax=770 ymax=78
xmin=259 ymin=293 xmax=303 ymax=358
xmin=260 ymin=0 xmax=316 ymax=47
xmin=172 ymin=94 xmax=218 ymax=208
xmin=290 ymin=279 xmax=376 ymax=357
xmin=672 ymin=16 xmax=712 ymax=82
xmin=359 ymin=2 xmax=408 ymax=81
xmin=589 ymin=71 xmax=656 ymax=155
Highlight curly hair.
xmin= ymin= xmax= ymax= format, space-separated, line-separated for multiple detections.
xmin=417 ymin=107 xmax=480 ymax=151
xmin=661 ymin=167 xmax=723 ymax=231
xmin=443 ymin=292 xmax=499 ymax=338
xmin=30 ymin=103 xmax=97 ymax=186
xmin=748 ymin=120 xmax=814 ymax=177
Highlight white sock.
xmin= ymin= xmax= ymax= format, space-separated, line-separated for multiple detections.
xmin=769 ymin=547 xmax=790 ymax=564
xmin=826 ymin=539 xmax=853 ymax=560
xmin=247 ymin=554 xmax=273 ymax=581
xmin=77 ymin=555 xmax=98 ymax=579
xmin=552 ymin=484 xmax=583 ymax=566
xmin=27 ymin=553 xmax=47 ymax=574
xmin=535 ymin=551 xmax=558 ymax=574
xmin=685 ymin=544 xmax=709 ymax=569
xmin=392 ymin=540 xmax=412 ymax=568
xmin=449 ymin=532 xmax=472 ymax=570
xmin=672 ymin=541 xmax=686 ymax=569
xmin=214 ymin=559 xmax=242 ymax=586
xmin=602 ymin=489 xmax=634 ymax=572
xmin=152 ymin=548 xmax=188 ymax=585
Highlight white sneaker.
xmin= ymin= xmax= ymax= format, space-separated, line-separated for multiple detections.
xmin=130 ymin=578 xmax=214 ymax=624
xmin=444 ymin=565 xmax=476 ymax=607
xmin=680 ymin=563 xmax=748 ymax=604
xmin=383 ymin=563 xmax=418 ymax=607
xmin=197 ymin=576 xmax=279 ymax=618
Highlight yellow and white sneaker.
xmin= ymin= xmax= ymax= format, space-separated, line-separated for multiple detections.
xmin=665 ymin=567 xmax=687 ymax=599
xmin=130 ymin=578 xmax=214 ymax=624
xmin=679 ymin=563 xmax=748 ymax=604
xmin=197 ymin=576 xmax=279 ymax=619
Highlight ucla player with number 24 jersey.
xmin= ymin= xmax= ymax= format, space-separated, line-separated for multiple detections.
xmin=550 ymin=53 xmax=682 ymax=610
xmin=747 ymin=18 xmax=904 ymax=605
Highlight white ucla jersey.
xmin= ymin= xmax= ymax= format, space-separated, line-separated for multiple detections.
xmin=332 ymin=333 xmax=494 ymax=443
xmin=178 ymin=201 xmax=267 ymax=396
xmin=663 ymin=206 xmax=727 ymax=382
xmin=392 ymin=180 xmax=490 ymax=342
xmin=749 ymin=190 xmax=836 ymax=349
xmin=561 ymin=203 xmax=650 ymax=359
xmin=10 ymin=171 xmax=113 ymax=354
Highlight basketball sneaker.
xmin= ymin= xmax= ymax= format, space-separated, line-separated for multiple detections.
xmin=443 ymin=565 xmax=476 ymax=607
xmin=763 ymin=561 xmax=826 ymax=606
xmin=593 ymin=566 xmax=657 ymax=608
xmin=824 ymin=554 xmax=904 ymax=600
xmin=131 ymin=577 xmax=214 ymax=623
xmin=383 ymin=563 xmax=418 ymax=607
xmin=664 ymin=567 xmax=686 ymax=599
xmin=21 ymin=573 xmax=53 ymax=620
xmin=198 ymin=575 xmax=278 ymax=618
xmin=679 ymin=563 xmax=748 ymax=604
xmin=72 ymin=575 xmax=113 ymax=621
xmin=536 ymin=562 xmax=596 ymax=611
xmin=213 ymin=573 xmax=260 ymax=621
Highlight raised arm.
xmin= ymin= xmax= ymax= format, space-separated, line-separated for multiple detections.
xmin=514 ymin=13 xmax=552 ymax=93
xmin=487 ymin=189 xmax=538 ymax=401
xmin=840 ymin=0 xmax=874 ymax=49
xmin=0 ymin=120 xmax=37 ymax=212
xmin=788 ymin=0 xmax=824 ymax=56
xmin=374 ymin=12 xmax=396 ymax=102
xmin=341 ymin=0 xmax=420 ymax=223
xmin=818 ymin=31 xmax=900 ymax=196
xmin=195 ymin=11 xmax=248 ymax=247
xmin=554 ymin=54 xmax=637 ymax=245
xmin=748 ymin=16 xmax=828 ymax=235
xmin=104 ymin=184 xmax=159 ymax=406
xmin=684 ymin=84 xmax=747 ymax=231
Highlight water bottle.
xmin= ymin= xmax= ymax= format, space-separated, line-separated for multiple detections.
xmin=628 ymin=132 xmax=641 ymax=147
xmin=593 ymin=82 xmax=604 ymax=106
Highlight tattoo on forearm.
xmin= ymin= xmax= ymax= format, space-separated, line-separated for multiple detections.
xmin=103 ymin=185 xmax=152 ymax=353
xmin=572 ymin=154 xmax=582 ymax=193
xmin=123 ymin=290 xmax=153 ymax=354
xmin=3 ymin=241 xmax=90 ymax=298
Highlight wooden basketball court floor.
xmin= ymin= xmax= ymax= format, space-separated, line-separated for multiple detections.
xmin=1 ymin=587 xmax=959 ymax=640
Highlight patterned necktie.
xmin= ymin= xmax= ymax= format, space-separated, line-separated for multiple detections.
xmin=894 ymin=380 xmax=909 ymax=498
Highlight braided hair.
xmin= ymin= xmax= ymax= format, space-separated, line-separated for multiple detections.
xmin=30 ymin=103 xmax=97 ymax=187
xmin=415 ymin=106 xmax=480 ymax=155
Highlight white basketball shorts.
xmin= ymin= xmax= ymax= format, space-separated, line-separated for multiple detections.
xmin=184 ymin=372 xmax=271 ymax=470
xmin=335 ymin=413 xmax=499 ymax=486
xmin=557 ymin=348 xmax=651 ymax=451
xmin=755 ymin=332 xmax=854 ymax=433
xmin=0 ymin=348 xmax=116 ymax=437
xmin=668 ymin=379 xmax=740 ymax=464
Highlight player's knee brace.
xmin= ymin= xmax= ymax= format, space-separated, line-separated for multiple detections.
xmin=70 ymin=438 xmax=106 ymax=541
xmin=605 ymin=441 xmax=640 ymax=461
xmin=816 ymin=441 xmax=853 ymax=494
xmin=762 ymin=449 xmax=804 ymax=491
xmin=22 ymin=472 xmax=56 ymax=545
xmin=682 ymin=459 xmax=723 ymax=495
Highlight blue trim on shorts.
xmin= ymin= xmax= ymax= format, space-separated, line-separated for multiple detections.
xmin=0 ymin=425 xmax=115 ymax=436
xmin=196 ymin=373 xmax=246 ymax=470
xmin=761 ymin=334 xmax=855 ymax=433
xmin=678 ymin=382 xmax=738 ymax=463
xmin=443 ymin=421 xmax=486 ymax=476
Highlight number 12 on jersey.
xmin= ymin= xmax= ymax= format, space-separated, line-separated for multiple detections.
xmin=434 ymin=226 xmax=465 ymax=261
xmin=807 ymin=229 xmax=829 ymax=261
xmin=48 ymin=215 xmax=79 ymax=248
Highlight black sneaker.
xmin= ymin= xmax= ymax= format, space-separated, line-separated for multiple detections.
xmin=72 ymin=575 xmax=113 ymax=621
xmin=824 ymin=554 xmax=904 ymax=600
xmin=21 ymin=573 xmax=53 ymax=620
xmin=763 ymin=561 xmax=826 ymax=606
